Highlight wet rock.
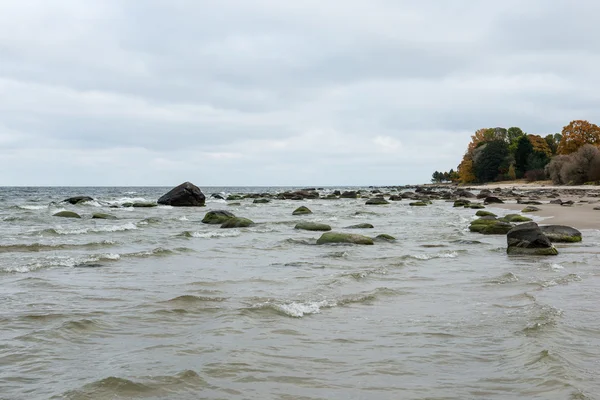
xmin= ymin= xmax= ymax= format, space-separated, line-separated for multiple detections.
xmin=409 ymin=201 xmax=428 ymax=206
xmin=211 ymin=193 xmax=225 ymax=200
xmin=63 ymin=196 xmax=94 ymax=205
xmin=340 ymin=191 xmax=359 ymax=199
xmin=522 ymin=206 xmax=541 ymax=213
xmin=484 ymin=196 xmax=504 ymax=205
xmin=92 ymin=213 xmax=117 ymax=220
xmin=469 ymin=217 xmax=513 ymax=234
xmin=500 ymin=214 xmax=532 ymax=223
xmin=158 ymin=182 xmax=206 ymax=207
xmin=292 ymin=206 xmax=312 ymax=215
xmin=365 ymin=197 xmax=389 ymax=205
xmin=202 ymin=210 xmax=235 ymax=224
xmin=454 ymin=199 xmax=471 ymax=207
xmin=549 ymin=199 xmax=563 ymax=205
xmin=227 ymin=195 xmax=243 ymax=201
xmin=316 ymin=232 xmax=374 ymax=245
xmin=344 ymin=223 xmax=374 ymax=229
xmin=507 ymin=222 xmax=558 ymax=255
xmin=467 ymin=203 xmax=485 ymax=209
xmin=476 ymin=210 xmax=497 ymax=217
xmin=132 ymin=202 xmax=157 ymax=208
xmin=539 ymin=225 xmax=582 ymax=243
xmin=294 ymin=222 xmax=332 ymax=231
xmin=53 ymin=211 xmax=81 ymax=218
xmin=220 ymin=217 xmax=254 ymax=228
xmin=253 ymin=198 xmax=270 ymax=204
xmin=374 ymin=234 xmax=396 ymax=241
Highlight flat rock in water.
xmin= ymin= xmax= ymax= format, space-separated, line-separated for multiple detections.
xmin=157 ymin=182 xmax=206 ymax=207
xmin=220 ymin=217 xmax=254 ymax=228
xmin=53 ymin=211 xmax=81 ymax=218
xmin=316 ymin=232 xmax=374 ymax=245
xmin=539 ymin=225 xmax=582 ymax=243
xmin=202 ymin=210 xmax=235 ymax=224
xmin=92 ymin=213 xmax=117 ymax=220
xmin=344 ymin=223 xmax=374 ymax=229
xmin=365 ymin=197 xmax=389 ymax=205
xmin=476 ymin=210 xmax=497 ymax=217
xmin=253 ymin=198 xmax=270 ymax=204
xmin=507 ymin=222 xmax=558 ymax=255
xmin=522 ymin=206 xmax=541 ymax=213
xmin=294 ymin=222 xmax=331 ymax=231
xmin=374 ymin=234 xmax=396 ymax=241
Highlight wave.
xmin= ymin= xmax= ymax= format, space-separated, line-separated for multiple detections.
xmin=15 ymin=204 xmax=48 ymax=210
xmin=521 ymin=304 xmax=563 ymax=335
xmin=487 ymin=272 xmax=519 ymax=284
xmin=30 ymin=223 xmax=138 ymax=236
xmin=403 ymin=250 xmax=465 ymax=261
xmin=166 ymin=295 xmax=228 ymax=303
xmin=1 ymin=253 xmax=121 ymax=273
xmin=532 ymin=273 xmax=582 ymax=288
xmin=0 ymin=240 xmax=116 ymax=253
xmin=177 ymin=230 xmax=241 ymax=239
xmin=61 ymin=370 xmax=207 ymax=399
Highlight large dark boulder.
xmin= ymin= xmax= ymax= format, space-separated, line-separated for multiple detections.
xmin=63 ymin=196 xmax=94 ymax=205
xmin=484 ymin=196 xmax=504 ymax=205
xmin=157 ymin=182 xmax=205 ymax=207
xmin=539 ymin=225 xmax=582 ymax=243
xmin=221 ymin=217 xmax=254 ymax=228
xmin=507 ymin=222 xmax=558 ymax=255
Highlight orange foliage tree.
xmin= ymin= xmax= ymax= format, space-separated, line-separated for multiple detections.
xmin=557 ymin=120 xmax=600 ymax=154
xmin=457 ymin=155 xmax=476 ymax=183
xmin=527 ymin=134 xmax=552 ymax=158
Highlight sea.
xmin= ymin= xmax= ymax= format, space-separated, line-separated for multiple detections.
xmin=1 ymin=186 xmax=599 ymax=400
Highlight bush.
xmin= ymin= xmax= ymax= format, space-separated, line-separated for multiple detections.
xmin=546 ymin=144 xmax=600 ymax=185
xmin=524 ymin=169 xmax=546 ymax=182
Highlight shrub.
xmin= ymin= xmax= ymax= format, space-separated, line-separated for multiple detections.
xmin=524 ymin=169 xmax=546 ymax=182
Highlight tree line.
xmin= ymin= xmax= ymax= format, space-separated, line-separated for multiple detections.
xmin=432 ymin=120 xmax=600 ymax=185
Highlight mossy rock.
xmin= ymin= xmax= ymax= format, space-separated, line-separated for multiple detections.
xmin=540 ymin=225 xmax=582 ymax=243
xmin=92 ymin=213 xmax=117 ymax=220
xmin=522 ymin=206 xmax=541 ymax=213
xmin=345 ymin=223 xmax=374 ymax=229
xmin=374 ymin=234 xmax=396 ymax=242
xmin=454 ymin=200 xmax=470 ymax=207
xmin=220 ymin=217 xmax=254 ymax=228
xmin=476 ymin=210 xmax=497 ymax=217
xmin=507 ymin=246 xmax=558 ymax=256
xmin=500 ymin=214 xmax=532 ymax=223
xmin=202 ymin=210 xmax=235 ymax=224
xmin=132 ymin=202 xmax=157 ymax=208
xmin=292 ymin=206 xmax=312 ymax=215
xmin=480 ymin=222 xmax=513 ymax=235
xmin=324 ymin=194 xmax=339 ymax=199
xmin=294 ymin=222 xmax=331 ymax=231
xmin=226 ymin=195 xmax=243 ymax=201
xmin=53 ymin=211 xmax=81 ymax=219
xmin=228 ymin=202 xmax=241 ymax=206
xmin=409 ymin=201 xmax=428 ymax=206
xmin=365 ymin=198 xmax=390 ymax=205
xmin=253 ymin=198 xmax=271 ymax=204
xmin=316 ymin=232 xmax=374 ymax=245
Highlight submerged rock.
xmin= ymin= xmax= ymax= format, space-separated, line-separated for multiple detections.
xmin=316 ymin=232 xmax=374 ymax=245
xmin=539 ymin=225 xmax=582 ymax=243
xmin=409 ymin=201 xmax=429 ymax=206
xmin=202 ymin=210 xmax=235 ymax=224
xmin=63 ymin=196 xmax=94 ymax=205
xmin=365 ymin=197 xmax=389 ymax=205
xmin=132 ymin=202 xmax=157 ymax=208
xmin=507 ymin=222 xmax=558 ymax=255
xmin=292 ymin=206 xmax=312 ymax=215
xmin=374 ymin=234 xmax=396 ymax=241
xmin=476 ymin=210 xmax=497 ymax=217
xmin=157 ymin=182 xmax=206 ymax=207
xmin=92 ymin=213 xmax=117 ymax=220
xmin=220 ymin=217 xmax=254 ymax=228
xmin=344 ymin=223 xmax=374 ymax=229
xmin=340 ymin=191 xmax=359 ymax=199
xmin=294 ymin=222 xmax=331 ymax=231
xmin=53 ymin=211 xmax=81 ymax=218
xmin=253 ymin=198 xmax=270 ymax=204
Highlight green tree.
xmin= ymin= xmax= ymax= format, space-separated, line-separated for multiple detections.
xmin=514 ymin=136 xmax=534 ymax=178
xmin=474 ymin=140 xmax=510 ymax=182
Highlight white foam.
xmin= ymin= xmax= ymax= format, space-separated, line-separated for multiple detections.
xmin=191 ymin=230 xmax=241 ymax=238
xmin=18 ymin=205 xmax=48 ymax=210
xmin=54 ymin=223 xmax=138 ymax=235
xmin=275 ymin=300 xmax=331 ymax=318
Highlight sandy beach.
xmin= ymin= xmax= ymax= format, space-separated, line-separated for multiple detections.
xmin=465 ymin=181 xmax=600 ymax=230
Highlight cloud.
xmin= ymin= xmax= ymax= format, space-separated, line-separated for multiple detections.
xmin=1 ymin=0 xmax=599 ymax=185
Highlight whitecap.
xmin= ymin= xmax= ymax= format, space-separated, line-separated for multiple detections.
xmin=17 ymin=205 xmax=48 ymax=210
xmin=190 ymin=230 xmax=241 ymax=238
xmin=273 ymin=300 xmax=331 ymax=318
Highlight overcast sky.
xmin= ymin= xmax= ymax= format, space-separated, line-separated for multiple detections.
xmin=1 ymin=0 xmax=600 ymax=186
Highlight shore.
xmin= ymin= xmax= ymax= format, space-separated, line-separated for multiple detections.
xmin=464 ymin=181 xmax=600 ymax=230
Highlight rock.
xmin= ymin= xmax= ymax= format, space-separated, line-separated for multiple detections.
xmin=549 ymin=199 xmax=563 ymax=205
xmin=454 ymin=199 xmax=471 ymax=207
xmin=365 ymin=197 xmax=389 ymax=205
xmin=477 ymin=189 xmax=492 ymax=199
xmin=132 ymin=202 xmax=157 ymax=208
xmin=389 ymin=195 xmax=402 ymax=201
xmin=484 ymin=196 xmax=504 ymax=204
xmin=345 ymin=223 xmax=374 ymax=229
xmin=507 ymin=222 xmax=558 ymax=255
xmin=294 ymin=222 xmax=332 ymax=231
xmin=409 ymin=201 xmax=428 ymax=206
xmin=292 ymin=206 xmax=312 ymax=215
xmin=518 ymin=200 xmax=543 ymax=205
xmin=253 ymin=198 xmax=270 ymax=204
xmin=227 ymin=195 xmax=243 ymax=201
xmin=92 ymin=213 xmax=117 ymax=220
xmin=228 ymin=202 xmax=241 ymax=206
xmin=157 ymin=182 xmax=206 ymax=207
xmin=539 ymin=225 xmax=582 ymax=243
xmin=340 ymin=191 xmax=359 ymax=199
xmin=561 ymin=200 xmax=574 ymax=206
xmin=63 ymin=196 xmax=94 ymax=205
xmin=202 ymin=210 xmax=235 ymax=224
xmin=522 ymin=206 xmax=541 ymax=213
xmin=211 ymin=193 xmax=225 ymax=200
xmin=469 ymin=217 xmax=513 ymax=234
xmin=220 ymin=217 xmax=254 ymax=228
xmin=374 ymin=234 xmax=396 ymax=241
xmin=468 ymin=203 xmax=485 ymax=209
xmin=53 ymin=211 xmax=81 ymax=218
xmin=500 ymin=214 xmax=532 ymax=223
xmin=316 ymin=232 xmax=374 ymax=245
xmin=476 ymin=210 xmax=497 ymax=217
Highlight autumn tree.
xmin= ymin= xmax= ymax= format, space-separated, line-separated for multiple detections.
xmin=457 ymin=155 xmax=476 ymax=183
xmin=557 ymin=120 xmax=600 ymax=154
xmin=544 ymin=133 xmax=562 ymax=155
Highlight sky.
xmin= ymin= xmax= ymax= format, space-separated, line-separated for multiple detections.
xmin=1 ymin=0 xmax=600 ymax=186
